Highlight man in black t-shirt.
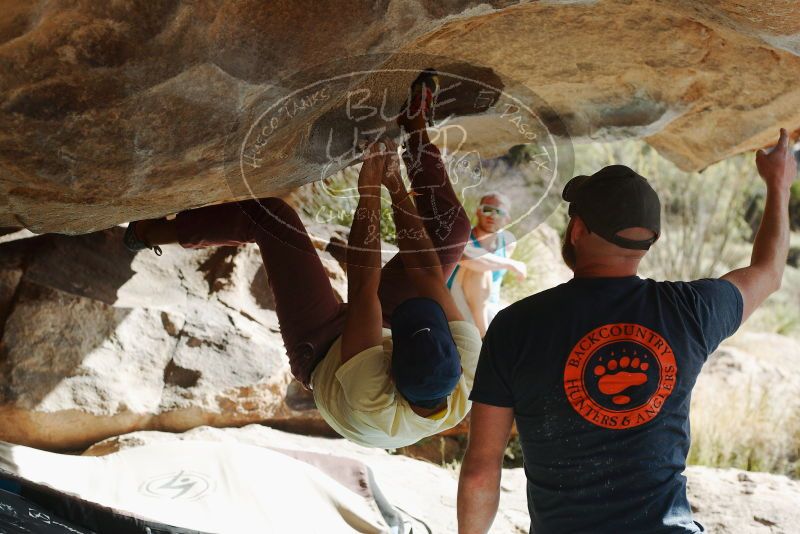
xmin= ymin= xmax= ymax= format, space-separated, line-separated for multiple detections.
xmin=457 ymin=129 xmax=797 ymax=534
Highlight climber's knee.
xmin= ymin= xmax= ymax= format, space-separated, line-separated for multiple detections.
xmin=462 ymin=269 xmax=492 ymax=305
xmin=237 ymin=197 xmax=299 ymax=227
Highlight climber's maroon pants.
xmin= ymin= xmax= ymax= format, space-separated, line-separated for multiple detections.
xmin=176 ymin=142 xmax=469 ymax=387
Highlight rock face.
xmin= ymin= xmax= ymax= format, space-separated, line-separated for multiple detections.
xmin=0 ymin=223 xmax=348 ymax=450
xmin=2 ymin=0 xmax=800 ymax=234
xmin=686 ymin=467 xmax=800 ymax=534
xmin=85 ymin=424 xmax=800 ymax=534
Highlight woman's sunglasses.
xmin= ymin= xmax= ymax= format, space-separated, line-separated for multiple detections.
xmin=479 ymin=204 xmax=508 ymax=217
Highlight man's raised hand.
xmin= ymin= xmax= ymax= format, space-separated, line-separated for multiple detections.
xmin=722 ymin=127 xmax=795 ymax=323
xmin=756 ymin=128 xmax=797 ymax=191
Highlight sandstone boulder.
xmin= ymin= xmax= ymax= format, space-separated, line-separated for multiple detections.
xmin=0 ymin=224 xmax=347 ymax=450
xmin=2 ymin=1 xmax=800 ymax=234
xmin=686 ymin=466 xmax=800 ymax=534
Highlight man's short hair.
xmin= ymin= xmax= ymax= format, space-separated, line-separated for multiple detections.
xmin=479 ymin=191 xmax=511 ymax=210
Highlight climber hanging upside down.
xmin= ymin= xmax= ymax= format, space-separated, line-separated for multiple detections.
xmin=123 ymin=71 xmax=482 ymax=448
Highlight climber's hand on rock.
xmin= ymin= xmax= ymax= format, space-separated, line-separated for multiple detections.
xmin=358 ymin=141 xmax=385 ymax=197
xmin=756 ymin=128 xmax=797 ymax=191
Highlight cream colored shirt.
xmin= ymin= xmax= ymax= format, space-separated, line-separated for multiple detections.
xmin=311 ymin=321 xmax=482 ymax=448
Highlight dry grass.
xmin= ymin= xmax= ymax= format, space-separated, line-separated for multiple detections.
xmin=689 ymin=362 xmax=800 ymax=478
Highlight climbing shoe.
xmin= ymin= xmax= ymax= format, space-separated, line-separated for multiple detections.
xmin=398 ymin=67 xmax=440 ymax=131
xmin=123 ymin=221 xmax=162 ymax=256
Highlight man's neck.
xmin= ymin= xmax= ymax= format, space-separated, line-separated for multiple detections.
xmin=472 ymin=226 xmax=498 ymax=249
xmin=573 ymin=260 xmax=639 ymax=279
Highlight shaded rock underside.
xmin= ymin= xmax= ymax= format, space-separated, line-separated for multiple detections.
xmin=1 ymin=0 xmax=800 ymax=233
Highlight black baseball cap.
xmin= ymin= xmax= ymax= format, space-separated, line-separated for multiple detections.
xmin=562 ymin=165 xmax=661 ymax=250
xmin=390 ymin=297 xmax=462 ymax=409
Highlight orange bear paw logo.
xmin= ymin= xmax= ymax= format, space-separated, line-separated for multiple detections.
xmin=593 ymin=356 xmax=650 ymax=405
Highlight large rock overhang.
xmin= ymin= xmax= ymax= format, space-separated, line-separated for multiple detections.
xmin=1 ymin=0 xmax=799 ymax=234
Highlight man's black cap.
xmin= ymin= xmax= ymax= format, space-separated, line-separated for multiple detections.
xmin=390 ymin=297 xmax=461 ymax=409
xmin=562 ymin=165 xmax=661 ymax=250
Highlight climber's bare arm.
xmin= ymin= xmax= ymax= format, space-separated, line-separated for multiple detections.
xmin=459 ymin=250 xmax=517 ymax=272
xmin=341 ymin=144 xmax=385 ymax=364
xmin=382 ymin=139 xmax=464 ymax=322
xmin=723 ymin=129 xmax=796 ymax=323
xmin=459 ymin=238 xmax=525 ymax=280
